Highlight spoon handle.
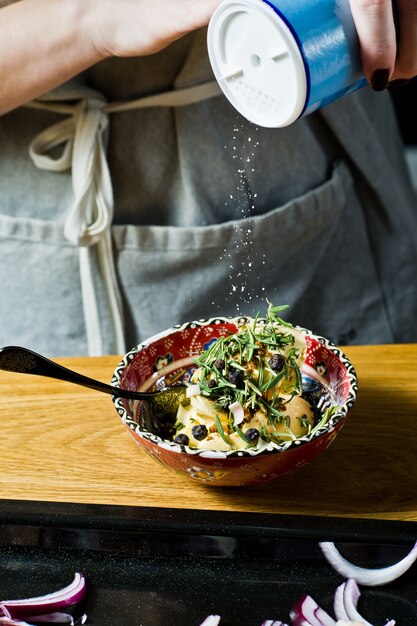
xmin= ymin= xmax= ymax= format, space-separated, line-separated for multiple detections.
xmin=0 ymin=346 xmax=142 ymax=400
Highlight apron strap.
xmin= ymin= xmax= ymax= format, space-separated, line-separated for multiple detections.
xmin=25 ymin=80 xmax=222 ymax=356
xmin=104 ymin=80 xmax=221 ymax=113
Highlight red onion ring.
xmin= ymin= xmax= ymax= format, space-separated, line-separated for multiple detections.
xmin=23 ymin=614 xmax=75 ymax=625
xmin=333 ymin=584 xmax=350 ymax=622
xmin=334 ymin=579 xmax=396 ymax=626
xmin=0 ymin=617 xmax=32 ymax=626
xmin=193 ymin=573 xmax=413 ymax=626
xmin=334 ymin=580 xmax=372 ymax=626
xmin=0 ymin=574 xmax=87 ymax=621
xmin=23 ymin=613 xmax=87 ymax=624
xmin=290 ymin=594 xmax=336 ymax=626
xmin=319 ymin=541 xmax=417 ymax=586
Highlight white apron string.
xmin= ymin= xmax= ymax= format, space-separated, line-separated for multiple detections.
xmin=25 ymin=80 xmax=222 ymax=356
xmin=28 ymin=97 xmax=124 ymax=356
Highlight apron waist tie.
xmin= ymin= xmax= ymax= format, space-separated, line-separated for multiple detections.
xmin=26 ymin=80 xmax=222 ymax=356
xmin=28 ymin=97 xmax=125 ymax=356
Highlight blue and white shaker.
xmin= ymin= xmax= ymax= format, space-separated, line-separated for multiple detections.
xmin=207 ymin=0 xmax=367 ymax=127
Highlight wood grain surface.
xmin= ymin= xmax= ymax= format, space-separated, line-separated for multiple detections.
xmin=1 ymin=344 xmax=417 ymax=521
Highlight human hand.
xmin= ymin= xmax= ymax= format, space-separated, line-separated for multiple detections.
xmin=91 ymin=0 xmax=222 ymax=59
xmin=349 ymin=0 xmax=415 ymax=90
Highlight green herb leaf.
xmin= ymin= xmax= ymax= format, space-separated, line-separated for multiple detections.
xmin=215 ymin=414 xmax=233 ymax=447
xmin=189 ymin=302 xmax=303 ymax=428
xmin=234 ymin=424 xmax=252 ymax=446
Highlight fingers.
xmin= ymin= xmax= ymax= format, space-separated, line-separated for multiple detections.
xmin=349 ymin=0 xmax=397 ymax=89
xmin=392 ymin=0 xmax=417 ymax=80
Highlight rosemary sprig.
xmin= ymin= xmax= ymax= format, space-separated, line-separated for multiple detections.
xmin=234 ymin=424 xmax=252 ymax=446
xmin=190 ymin=303 xmax=305 ymax=445
xmin=261 ymin=368 xmax=287 ymax=392
xmin=309 ymin=405 xmax=340 ymax=437
xmin=215 ymin=414 xmax=233 ymax=447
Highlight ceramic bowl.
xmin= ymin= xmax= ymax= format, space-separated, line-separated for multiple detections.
xmin=111 ymin=317 xmax=358 ymax=487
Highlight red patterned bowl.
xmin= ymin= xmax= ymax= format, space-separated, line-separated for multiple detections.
xmin=111 ymin=317 xmax=358 ymax=487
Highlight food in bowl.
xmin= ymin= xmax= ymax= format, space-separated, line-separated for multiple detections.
xmin=173 ymin=303 xmax=328 ymax=452
xmin=112 ymin=304 xmax=357 ymax=486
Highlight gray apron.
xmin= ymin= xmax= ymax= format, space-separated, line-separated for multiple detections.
xmin=0 ymin=29 xmax=416 ymax=356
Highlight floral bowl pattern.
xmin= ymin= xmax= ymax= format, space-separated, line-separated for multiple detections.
xmin=111 ymin=317 xmax=358 ymax=487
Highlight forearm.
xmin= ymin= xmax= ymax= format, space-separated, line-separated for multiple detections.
xmin=0 ymin=0 xmax=104 ymax=115
xmin=0 ymin=0 xmax=222 ymax=115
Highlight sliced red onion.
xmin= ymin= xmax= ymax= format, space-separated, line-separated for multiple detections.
xmin=315 ymin=607 xmax=338 ymax=626
xmin=0 ymin=574 xmax=87 ymax=620
xmin=333 ymin=584 xmax=350 ymax=622
xmin=341 ymin=579 xmax=396 ymax=626
xmin=199 ymin=577 xmax=401 ymax=626
xmin=199 ymin=616 xmax=221 ymax=626
xmin=186 ymin=384 xmax=201 ymax=398
xmin=319 ymin=542 xmax=417 ymax=586
xmin=290 ymin=594 xmax=336 ymax=626
xmin=0 ymin=617 xmax=33 ymax=626
xmin=340 ymin=580 xmax=372 ymax=626
xmin=0 ymin=616 xmax=88 ymax=626
xmin=24 ymin=612 xmax=86 ymax=624
xmin=23 ymin=615 xmax=73 ymax=625
xmin=229 ymin=402 xmax=244 ymax=426
xmin=334 ymin=622 xmax=367 ymax=625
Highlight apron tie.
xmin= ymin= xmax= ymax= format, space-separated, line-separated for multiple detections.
xmin=26 ymin=80 xmax=222 ymax=356
xmin=28 ymin=97 xmax=125 ymax=356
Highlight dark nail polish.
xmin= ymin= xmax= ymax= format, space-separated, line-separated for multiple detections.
xmin=387 ymin=79 xmax=410 ymax=92
xmin=371 ymin=68 xmax=390 ymax=91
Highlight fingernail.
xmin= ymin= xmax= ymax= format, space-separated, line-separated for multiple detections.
xmin=371 ymin=68 xmax=390 ymax=91
xmin=387 ymin=79 xmax=410 ymax=91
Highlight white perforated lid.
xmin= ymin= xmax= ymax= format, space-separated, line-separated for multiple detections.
xmin=207 ymin=0 xmax=307 ymax=128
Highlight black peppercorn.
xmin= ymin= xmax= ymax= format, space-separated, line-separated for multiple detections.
xmin=174 ymin=433 xmax=190 ymax=446
xmin=228 ymin=368 xmax=244 ymax=387
xmin=191 ymin=424 xmax=208 ymax=441
xmin=245 ymin=428 xmax=260 ymax=443
xmin=268 ymin=353 xmax=285 ymax=372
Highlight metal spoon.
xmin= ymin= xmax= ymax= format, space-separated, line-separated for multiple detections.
xmin=0 ymin=346 xmax=186 ymax=436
